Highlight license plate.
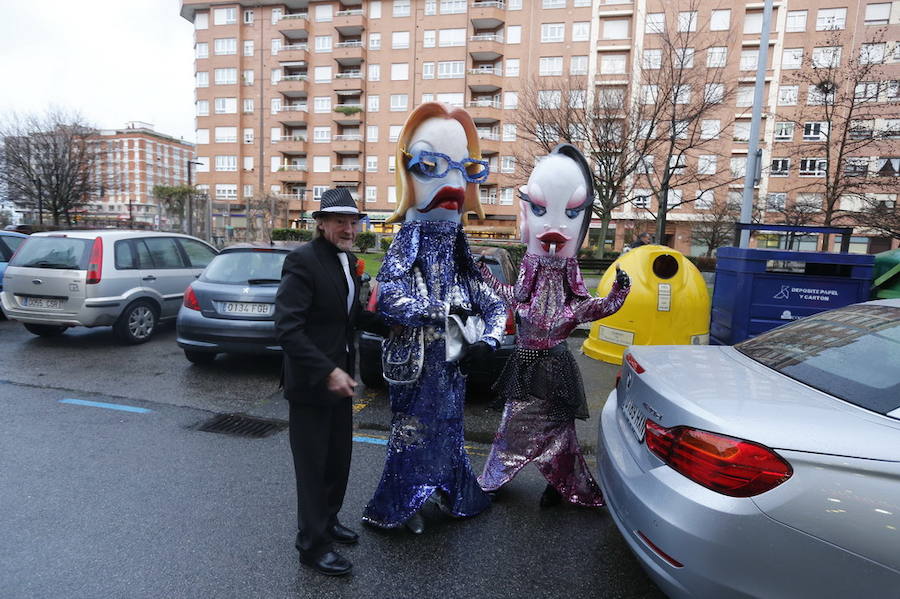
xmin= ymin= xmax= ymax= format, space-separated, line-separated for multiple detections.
xmin=21 ymin=296 xmax=63 ymax=309
xmin=221 ymin=302 xmax=272 ymax=315
xmin=621 ymin=397 xmax=646 ymax=442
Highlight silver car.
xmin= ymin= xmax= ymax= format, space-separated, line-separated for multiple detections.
xmin=598 ymin=299 xmax=900 ymax=598
xmin=176 ymin=242 xmax=303 ymax=364
xmin=0 ymin=230 xmax=217 ymax=343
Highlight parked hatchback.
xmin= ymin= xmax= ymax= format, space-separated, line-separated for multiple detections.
xmin=176 ymin=242 xmax=304 ymax=363
xmin=0 ymin=231 xmax=217 ymax=343
xmin=0 ymin=230 xmax=28 ymax=318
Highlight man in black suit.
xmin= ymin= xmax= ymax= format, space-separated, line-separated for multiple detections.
xmin=275 ymin=188 xmax=381 ymax=577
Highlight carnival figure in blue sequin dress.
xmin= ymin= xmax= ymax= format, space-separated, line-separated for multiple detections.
xmin=362 ymin=103 xmax=507 ymax=534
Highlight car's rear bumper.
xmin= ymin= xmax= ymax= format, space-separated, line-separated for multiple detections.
xmin=0 ymin=292 xmax=119 ymax=327
xmin=598 ymin=389 xmax=896 ymax=599
xmin=176 ymin=307 xmax=280 ymax=354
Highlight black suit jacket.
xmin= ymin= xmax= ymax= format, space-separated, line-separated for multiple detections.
xmin=275 ymin=236 xmax=364 ymax=405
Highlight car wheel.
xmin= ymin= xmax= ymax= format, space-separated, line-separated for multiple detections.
xmin=114 ymin=300 xmax=158 ymax=345
xmin=359 ymin=358 xmax=384 ymax=389
xmin=23 ymin=323 xmax=68 ymax=337
xmin=184 ymin=350 xmax=217 ymax=364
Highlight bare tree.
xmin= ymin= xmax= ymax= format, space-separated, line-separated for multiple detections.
xmin=852 ymin=195 xmax=900 ymax=241
xmin=691 ymin=197 xmax=742 ymax=257
xmin=153 ymin=184 xmax=193 ymax=232
xmin=0 ymin=108 xmax=102 ymax=227
xmin=776 ymin=28 xmax=897 ymax=247
xmin=245 ymin=191 xmax=288 ymax=242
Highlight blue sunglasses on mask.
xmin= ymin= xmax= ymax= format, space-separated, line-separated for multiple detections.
xmin=404 ymin=150 xmax=490 ymax=183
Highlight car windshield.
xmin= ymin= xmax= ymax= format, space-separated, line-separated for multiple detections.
xmin=8 ymin=237 xmax=91 ymax=270
xmin=736 ymin=304 xmax=900 ymax=415
xmin=201 ymin=250 xmax=287 ymax=285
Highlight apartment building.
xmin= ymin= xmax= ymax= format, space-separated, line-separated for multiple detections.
xmin=85 ymin=122 xmax=195 ymax=229
xmin=180 ymin=0 xmax=898 ymax=253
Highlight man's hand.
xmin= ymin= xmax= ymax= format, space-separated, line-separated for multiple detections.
xmin=326 ymin=367 xmax=357 ymax=398
xmin=615 ymin=265 xmax=631 ymax=289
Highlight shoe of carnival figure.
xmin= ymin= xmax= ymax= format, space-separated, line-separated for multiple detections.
xmin=477 ymin=144 xmax=631 ymax=508
xmin=362 ymin=103 xmax=507 ymax=534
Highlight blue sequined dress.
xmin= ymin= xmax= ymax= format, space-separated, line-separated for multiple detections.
xmin=362 ymin=220 xmax=506 ymax=528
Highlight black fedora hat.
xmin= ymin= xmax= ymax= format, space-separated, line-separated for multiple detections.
xmin=312 ymin=188 xmax=365 ymax=218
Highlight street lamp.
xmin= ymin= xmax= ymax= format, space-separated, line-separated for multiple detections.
xmin=186 ymin=159 xmax=203 ymax=237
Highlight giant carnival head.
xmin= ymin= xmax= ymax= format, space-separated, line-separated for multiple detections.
xmin=519 ymin=144 xmax=594 ymax=259
xmin=385 ymin=102 xmax=490 ymax=224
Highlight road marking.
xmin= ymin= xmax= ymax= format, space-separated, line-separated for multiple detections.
xmin=59 ymin=398 xmax=152 ymax=414
xmin=353 ymin=434 xmax=388 ymax=445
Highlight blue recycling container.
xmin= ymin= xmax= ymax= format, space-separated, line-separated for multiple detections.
xmin=710 ymin=225 xmax=875 ymax=345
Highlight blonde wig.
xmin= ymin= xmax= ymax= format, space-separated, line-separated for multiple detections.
xmin=386 ymin=102 xmax=486 ymax=224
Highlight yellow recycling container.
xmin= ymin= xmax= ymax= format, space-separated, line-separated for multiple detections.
xmin=581 ymin=245 xmax=711 ymax=365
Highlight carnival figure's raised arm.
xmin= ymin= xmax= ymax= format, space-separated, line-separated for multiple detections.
xmin=478 ymin=143 xmax=631 ymax=509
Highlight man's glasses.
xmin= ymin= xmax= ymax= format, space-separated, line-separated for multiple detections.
xmin=403 ymin=150 xmax=490 ymax=183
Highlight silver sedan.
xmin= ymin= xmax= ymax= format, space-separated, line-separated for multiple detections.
xmin=598 ymin=299 xmax=900 ymax=598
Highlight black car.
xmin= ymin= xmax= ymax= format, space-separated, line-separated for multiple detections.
xmin=358 ymin=246 xmax=518 ymax=392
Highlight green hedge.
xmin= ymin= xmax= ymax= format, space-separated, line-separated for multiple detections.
xmin=356 ymin=231 xmax=376 ymax=253
xmin=474 ymin=242 xmax=527 ymax=270
xmin=380 ymin=236 xmax=393 ymax=251
xmin=271 ymin=228 xmax=313 ymax=241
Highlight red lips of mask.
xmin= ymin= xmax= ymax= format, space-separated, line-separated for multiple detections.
xmin=420 ymin=186 xmax=466 ymax=213
xmin=537 ymin=231 xmax=570 ymax=254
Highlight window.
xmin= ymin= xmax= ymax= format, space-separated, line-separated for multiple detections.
xmin=799 ymin=158 xmax=827 ymax=176
xmin=194 ymin=12 xmax=208 ymax=29
xmin=242 ymin=184 xmax=253 ymax=198
xmin=501 ymin=156 xmax=516 ymax=173
xmin=215 ymin=156 xmax=237 ymax=171
xmin=568 ymin=56 xmax=588 ymax=76
xmin=196 ymin=129 xmax=209 ymax=144
xmin=243 ymin=129 xmax=254 ymax=144
xmin=601 ymin=20 xmax=628 ymax=40
xmin=695 ymin=189 xmax=715 ymax=209
xmin=646 ymin=13 xmax=664 ymax=34
xmin=314 ymin=96 xmax=331 ymax=113
xmin=392 ymin=31 xmax=410 ymax=49
xmin=313 ymin=127 xmax=331 ymax=143
xmin=538 ymin=90 xmax=562 ymax=109
xmin=710 ymin=10 xmax=730 ymax=30
xmin=243 ymin=9 xmax=254 ymax=24
xmin=674 ymin=85 xmax=691 ymax=104
xmin=242 ymin=70 xmax=254 ymax=85
xmin=599 ymin=54 xmax=626 ymax=75
xmin=366 ymin=156 xmax=378 ymax=172
xmin=388 ymin=156 xmax=396 ymax=172
xmin=503 ymin=124 xmax=517 ymax=142
xmin=440 ymin=0 xmax=466 ymax=13
xmin=855 ymin=81 xmax=881 ymax=102
xmin=643 ymin=48 xmax=662 ymax=69
xmin=541 ymin=56 xmax=565 ymax=76
xmin=313 ymin=186 xmax=328 ymax=201
xmin=803 ymin=122 xmax=828 ymax=141
xmin=498 ymin=188 xmax=514 ymax=206
xmin=543 ymin=0 xmax=565 ymax=7
xmin=641 ymin=85 xmax=658 ymax=105
xmin=636 ymin=156 xmax=654 ymax=174
xmin=882 ymin=119 xmax=900 ymax=138
xmin=737 ymin=86 xmax=755 ymax=107
xmin=504 ymin=91 xmax=518 ymax=109
xmin=675 ymin=48 xmax=695 ymax=68
xmin=315 ymin=4 xmax=333 ymax=22
xmin=243 ymin=156 xmax=253 ymax=171
xmin=707 ymin=47 xmax=727 ymax=67
xmin=271 ymin=127 xmax=282 ymax=142
xmin=390 ymin=94 xmax=409 ymax=111
xmin=678 ymin=11 xmax=697 ymax=32
xmin=705 ymin=83 xmax=724 ymax=104
xmin=439 ymin=29 xmax=466 ymax=47
xmin=242 ymin=98 xmax=254 ymax=113
xmin=782 ymin=48 xmax=803 ymax=69
xmin=214 ymin=98 xmax=237 ymax=114
xmin=786 ymin=10 xmax=807 ymax=32
xmin=437 ymin=61 xmax=464 ymax=79
xmin=214 ymin=7 xmax=236 ymax=25
xmin=632 ymin=191 xmax=651 ymax=209
xmin=888 ymin=81 xmax=900 ymax=100
xmin=367 ymin=64 xmax=381 ymax=82
xmin=865 ymin=3 xmax=891 ymax=25
xmin=364 ymin=95 xmax=378 ymax=114
xmin=506 ymin=58 xmax=521 ymax=77
xmin=778 ymin=86 xmax=799 ymax=106
xmin=270 ymin=7 xmax=282 ymax=23
xmin=214 ymin=68 xmax=237 ymax=85
xmin=214 ymin=38 xmax=237 ymax=55
xmin=243 ymin=40 xmax=253 ymax=56
xmin=774 ymin=122 xmax=795 ymax=141
xmin=270 ymin=97 xmax=281 ymax=114
xmin=389 ymin=125 xmax=403 ymax=142
xmin=812 ymin=46 xmax=841 ymax=68
xmin=850 ymin=119 xmax=875 ymax=139
xmin=507 ymin=26 xmax=522 ymax=44
xmin=542 ymin=23 xmax=566 ymax=42
xmin=424 ymin=30 xmax=436 ymax=48
xmin=572 ymin=22 xmax=590 ymax=42
xmin=314 ymin=36 xmax=332 ymax=52
xmin=196 ymin=42 xmax=208 ymax=59
xmin=391 ymin=63 xmax=409 ymax=80
xmin=844 ymin=158 xmax=869 ymax=176
xmin=860 ymin=43 xmax=886 ymax=64
xmin=743 ymin=12 xmax=763 ymax=34
xmin=816 ymin=8 xmax=847 ymax=30
xmin=314 ymin=66 xmax=332 ymax=83
xmin=393 ymin=0 xmax=411 ymax=17
xmin=740 ymin=50 xmax=759 ymax=71
xmin=270 ymin=68 xmax=281 ymax=85
xmin=313 ymin=156 xmax=330 ymax=173
xmin=766 ymin=193 xmax=786 ymax=211
xmin=370 ymin=1 xmax=382 ymax=18
xmin=770 ymin=158 xmax=790 ymax=176
xmin=876 ymin=157 xmax=900 ymax=176
xmin=666 ymin=189 xmax=683 ymax=208
xmin=698 ymin=155 xmax=717 ymax=175
xmin=387 ymin=186 xmax=397 ymax=204
xmin=599 ymin=88 xmax=625 ymax=108
xmin=366 ymin=125 xmax=379 ymax=142
xmin=569 ymin=89 xmax=587 ymax=109
xmin=730 ymin=157 xmax=747 ymax=178
xmin=215 ymin=126 xmax=237 ymax=143
xmin=809 ymin=83 xmax=836 ymax=105
xmin=368 ymin=32 xmax=381 ymax=49
xmin=196 ymin=71 xmax=209 ymax=88
xmin=364 ymin=186 xmax=377 ymax=203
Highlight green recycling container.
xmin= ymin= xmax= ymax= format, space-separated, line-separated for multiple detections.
xmin=872 ymin=249 xmax=900 ymax=299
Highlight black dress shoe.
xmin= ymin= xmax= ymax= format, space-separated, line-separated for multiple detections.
xmin=329 ymin=522 xmax=359 ymax=545
xmin=404 ymin=512 xmax=425 ymax=535
xmin=298 ymin=550 xmax=353 ymax=577
xmin=539 ymin=484 xmax=562 ymax=508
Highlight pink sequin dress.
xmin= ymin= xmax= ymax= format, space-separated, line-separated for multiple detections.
xmin=477 ymin=253 xmax=629 ymax=506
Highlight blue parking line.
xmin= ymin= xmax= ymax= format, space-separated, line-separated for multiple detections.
xmin=353 ymin=435 xmax=387 ymax=446
xmin=59 ymin=398 xmax=152 ymax=414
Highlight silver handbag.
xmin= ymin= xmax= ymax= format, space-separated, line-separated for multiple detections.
xmin=445 ymin=313 xmax=485 ymax=363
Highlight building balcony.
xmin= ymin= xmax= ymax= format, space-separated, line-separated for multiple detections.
xmin=333 ymin=71 xmax=365 ymax=92
xmin=477 ymin=132 xmax=500 ymax=154
xmin=334 ymin=9 xmax=366 ymax=36
xmin=277 ymin=134 xmax=307 ymax=151
xmin=278 ymin=75 xmax=308 ymax=94
xmin=334 ymin=41 xmax=366 ymax=65
xmin=468 ymin=67 xmax=503 ymax=93
xmin=333 ymin=135 xmax=363 ymax=154
xmin=276 ymin=165 xmax=308 ymax=183
xmin=469 ymin=34 xmax=504 ymax=61
xmin=331 ymin=165 xmax=362 ymax=184
xmin=467 ymin=99 xmax=502 ymax=123
xmin=277 ymin=13 xmax=309 ymax=39
xmin=470 ymin=2 xmax=506 ymax=30
xmin=333 ymin=104 xmax=363 ymax=125
xmin=279 ymin=43 xmax=308 ymax=63
xmin=278 ymin=104 xmax=308 ymax=126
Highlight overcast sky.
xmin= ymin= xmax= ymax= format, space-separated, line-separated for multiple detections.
xmin=0 ymin=0 xmax=196 ymax=142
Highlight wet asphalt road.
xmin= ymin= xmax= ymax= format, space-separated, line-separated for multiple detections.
xmin=0 ymin=317 xmax=664 ymax=598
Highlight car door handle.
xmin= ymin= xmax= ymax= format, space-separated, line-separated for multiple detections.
xmin=142 ymin=275 xmax=157 ymax=281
